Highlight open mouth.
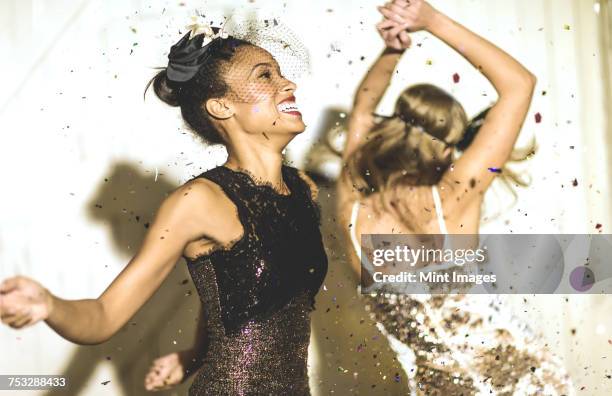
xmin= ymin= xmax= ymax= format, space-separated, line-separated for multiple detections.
xmin=277 ymin=96 xmax=302 ymax=116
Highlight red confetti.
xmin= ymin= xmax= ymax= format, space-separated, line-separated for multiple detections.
xmin=535 ymin=113 xmax=542 ymax=123
xmin=452 ymin=73 xmax=460 ymax=83
xmin=595 ymin=223 xmax=602 ymax=229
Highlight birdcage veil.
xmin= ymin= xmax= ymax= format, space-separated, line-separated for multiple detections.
xmin=222 ymin=14 xmax=311 ymax=82
xmin=162 ymin=12 xmax=311 ymax=105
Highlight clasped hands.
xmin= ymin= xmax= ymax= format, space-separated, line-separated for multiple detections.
xmin=376 ymin=0 xmax=437 ymax=51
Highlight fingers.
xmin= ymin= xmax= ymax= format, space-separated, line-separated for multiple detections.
xmin=144 ymin=356 xmax=180 ymax=391
xmin=377 ymin=6 xmax=405 ymax=24
xmin=376 ymin=19 xmax=395 ymax=31
xmin=1 ymin=304 xmax=24 ymax=320
xmin=0 ymin=277 xmax=22 ymax=294
xmin=393 ymin=0 xmax=410 ymax=6
xmin=387 ymin=22 xmax=410 ymax=38
xmin=398 ymin=30 xmax=412 ymax=47
xmin=10 ymin=314 xmax=32 ymax=329
xmin=145 ymin=366 xmax=169 ymax=391
xmin=2 ymin=309 xmax=31 ymax=329
xmin=387 ymin=2 xmax=410 ymax=15
xmin=387 ymin=34 xmax=403 ymax=51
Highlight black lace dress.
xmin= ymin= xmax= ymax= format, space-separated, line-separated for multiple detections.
xmin=184 ymin=165 xmax=328 ymax=396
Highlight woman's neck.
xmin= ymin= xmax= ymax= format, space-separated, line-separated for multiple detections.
xmin=224 ymin=150 xmax=286 ymax=191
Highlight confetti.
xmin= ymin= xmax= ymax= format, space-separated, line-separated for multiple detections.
xmin=452 ymin=73 xmax=460 ymax=83
xmin=101 ymin=380 xmax=111 ymax=385
xmin=488 ymin=167 xmax=502 ymax=173
xmin=535 ymin=113 xmax=542 ymax=123
xmin=572 ymin=179 xmax=578 ymax=187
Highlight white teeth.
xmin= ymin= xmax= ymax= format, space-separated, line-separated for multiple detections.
xmin=278 ymin=101 xmax=299 ymax=113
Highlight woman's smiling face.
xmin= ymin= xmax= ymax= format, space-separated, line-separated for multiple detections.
xmin=219 ymin=45 xmax=305 ymax=138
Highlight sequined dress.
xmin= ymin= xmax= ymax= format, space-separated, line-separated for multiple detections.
xmin=184 ymin=165 xmax=328 ymax=395
xmin=349 ymin=185 xmax=574 ymax=396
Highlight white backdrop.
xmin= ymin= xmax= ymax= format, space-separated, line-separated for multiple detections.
xmin=1 ymin=0 xmax=611 ymax=395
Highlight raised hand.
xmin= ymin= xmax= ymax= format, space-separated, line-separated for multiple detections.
xmin=376 ymin=17 xmax=412 ymax=51
xmin=377 ymin=0 xmax=438 ymax=33
xmin=0 ymin=275 xmax=53 ymax=329
xmin=144 ymin=351 xmax=188 ymax=391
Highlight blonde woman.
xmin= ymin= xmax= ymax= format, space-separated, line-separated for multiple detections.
xmin=336 ymin=1 xmax=573 ymax=394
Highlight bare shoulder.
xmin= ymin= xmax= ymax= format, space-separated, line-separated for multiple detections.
xmin=296 ymin=169 xmax=319 ymax=201
xmin=166 ymin=177 xmax=225 ymax=210
xmin=157 ymin=176 xmax=235 ymax=235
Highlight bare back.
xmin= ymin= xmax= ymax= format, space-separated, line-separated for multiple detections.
xmin=336 ymin=175 xmax=482 ymax=276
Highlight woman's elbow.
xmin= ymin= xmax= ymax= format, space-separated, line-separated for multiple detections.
xmin=500 ymin=72 xmax=537 ymax=98
xmin=517 ymin=71 xmax=537 ymax=92
xmin=524 ymin=72 xmax=537 ymax=89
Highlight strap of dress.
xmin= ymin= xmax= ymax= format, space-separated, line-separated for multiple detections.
xmin=349 ymin=201 xmax=361 ymax=258
xmin=349 ymin=201 xmax=377 ymax=273
xmin=431 ymin=185 xmax=448 ymax=235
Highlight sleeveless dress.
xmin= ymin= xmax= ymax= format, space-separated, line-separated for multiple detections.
xmin=184 ymin=165 xmax=328 ymax=396
xmin=349 ymin=185 xmax=574 ymax=396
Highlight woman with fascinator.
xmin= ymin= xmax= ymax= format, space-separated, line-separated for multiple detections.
xmin=0 ymin=19 xmax=327 ymax=395
xmin=336 ymin=1 xmax=573 ymax=394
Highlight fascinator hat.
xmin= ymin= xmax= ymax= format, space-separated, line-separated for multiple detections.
xmin=165 ymin=16 xmax=229 ymax=83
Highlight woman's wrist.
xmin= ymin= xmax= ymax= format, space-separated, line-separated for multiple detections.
xmin=44 ymin=288 xmax=56 ymax=321
xmin=383 ymin=46 xmax=406 ymax=55
xmin=424 ymin=9 xmax=447 ymax=35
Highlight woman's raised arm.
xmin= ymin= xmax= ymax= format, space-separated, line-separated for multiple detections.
xmin=379 ymin=0 xmax=536 ymax=211
xmin=343 ymin=19 xmax=412 ymax=161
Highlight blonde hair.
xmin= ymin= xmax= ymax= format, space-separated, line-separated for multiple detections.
xmin=342 ymin=83 xmax=536 ymax=224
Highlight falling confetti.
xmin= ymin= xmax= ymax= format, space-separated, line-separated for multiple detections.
xmin=101 ymin=380 xmax=111 ymax=385
xmin=452 ymin=73 xmax=460 ymax=83
xmin=488 ymin=167 xmax=502 ymax=173
xmin=563 ymin=24 xmax=571 ymax=30
xmin=535 ymin=113 xmax=542 ymax=123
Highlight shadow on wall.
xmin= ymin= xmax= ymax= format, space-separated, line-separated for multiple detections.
xmin=306 ymin=108 xmax=410 ymax=395
xmin=43 ymin=161 xmax=201 ymax=396
xmin=302 ymin=106 xmax=348 ymax=185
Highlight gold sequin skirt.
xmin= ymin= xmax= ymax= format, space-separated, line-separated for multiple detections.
xmin=362 ymin=293 xmax=574 ymax=396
